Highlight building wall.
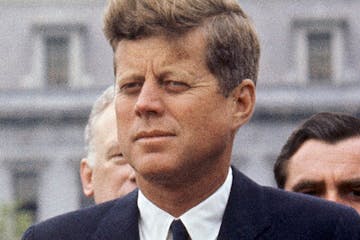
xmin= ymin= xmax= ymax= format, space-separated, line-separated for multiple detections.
xmin=241 ymin=0 xmax=360 ymax=87
xmin=1 ymin=0 xmax=360 ymax=230
xmin=0 ymin=1 xmax=112 ymax=228
xmin=0 ymin=0 xmax=113 ymax=89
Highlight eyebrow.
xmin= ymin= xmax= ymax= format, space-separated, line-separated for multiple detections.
xmin=160 ymin=66 xmax=197 ymax=78
xmin=116 ymin=71 xmax=144 ymax=84
xmin=290 ymin=180 xmax=325 ymax=192
xmin=337 ymin=178 xmax=360 ymax=188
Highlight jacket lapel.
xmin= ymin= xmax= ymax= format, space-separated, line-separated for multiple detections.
xmin=90 ymin=168 xmax=272 ymax=240
xmin=217 ymin=167 xmax=271 ymax=240
xmin=91 ymin=190 xmax=140 ymax=240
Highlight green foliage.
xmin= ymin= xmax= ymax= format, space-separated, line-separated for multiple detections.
xmin=0 ymin=202 xmax=34 ymax=240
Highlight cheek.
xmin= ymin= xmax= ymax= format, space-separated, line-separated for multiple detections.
xmin=115 ymin=98 xmax=133 ymax=127
xmin=181 ymin=111 xmax=229 ymax=151
xmin=112 ymin=166 xmax=131 ymax=182
xmin=116 ymin=114 xmax=133 ymax=148
xmin=113 ymin=172 xmax=128 ymax=183
xmin=92 ymin=166 xmax=110 ymax=181
xmin=192 ymin=105 xmax=229 ymax=134
xmin=95 ymin=169 xmax=126 ymax=193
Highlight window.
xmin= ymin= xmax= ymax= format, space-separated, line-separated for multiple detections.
xmin=292 ymin=19 xmax=348 ymax=85
xmin=23 ymin=23 xmax=91 ymax=89
xmin=0 ymin=169 xmax=40 ymax=239
xmin=307 ymin=32 xmax=332 ymax=83
xmin=45 ymin=36 xmax=70 ymax=87
xmin=13 ymin=170 xmax=38 ymax=223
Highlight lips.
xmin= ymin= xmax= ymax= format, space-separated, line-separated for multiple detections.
xmin=134 ymin=130 xmax=176 ymax=141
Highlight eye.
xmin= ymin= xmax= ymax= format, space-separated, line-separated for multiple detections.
xmin=110 ymin=153 xmax=126 ymax=165
xmin=162 ymin=80 xmax=190 ymax=93
xmin=119 ymin=81 xmax=143 ymax=94
xmin=297 ymin=189 xmax=319 ymax=196
xmin=349 ymin=187 xmax=360 ymax=200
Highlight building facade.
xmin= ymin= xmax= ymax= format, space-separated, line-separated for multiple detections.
xmin=1 ymin=0 xmax=360 ymax=236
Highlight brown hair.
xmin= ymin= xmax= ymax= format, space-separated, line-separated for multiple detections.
xmin=103 ymin=0 xmax=260 ymax=96
xmin=274 ymin=112 xmax=360 ymax=188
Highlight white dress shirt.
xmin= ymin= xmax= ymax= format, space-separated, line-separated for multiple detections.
xmin=138 ymin=168 xmax=233 ymax=240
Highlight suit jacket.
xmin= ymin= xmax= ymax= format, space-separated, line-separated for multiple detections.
xmin=22 ymin=167 xmax=360 ymax=240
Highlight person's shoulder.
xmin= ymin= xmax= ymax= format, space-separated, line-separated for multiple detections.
xmin=262 ymin=185 xmax=355 ymax=216
xmin=22 ymin=190 xmax=138 ymax=240
xmin=233 ymin=167 xmax=358 ymax=220
xmin=261 ymin=186 xmax=360 ymax=238
xmin=231 ymin=168 xmax=360 ymax=238
xmin=22 ymin=198 xmax=117 ymax=240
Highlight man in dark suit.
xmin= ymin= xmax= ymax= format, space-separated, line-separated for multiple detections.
xmin=23 ymin=0 xmax=360 ymax=239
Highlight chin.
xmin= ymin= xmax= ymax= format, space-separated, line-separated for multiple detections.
xmin=137 ymin=163 xmax=188 ymax=186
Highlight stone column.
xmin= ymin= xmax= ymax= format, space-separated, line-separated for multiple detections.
xmin=0 ymin=162 xmax=13 ymax=204
xmin=37 ymin=157 xmax=79 ymax=221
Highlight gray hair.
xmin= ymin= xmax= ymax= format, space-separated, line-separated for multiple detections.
xmin=84 ymin=86 xmax=115 ymax=167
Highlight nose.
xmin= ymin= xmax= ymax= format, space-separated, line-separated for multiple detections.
xmin=324 ymin=192 xmax=344 ymax=205
xmin=134 ymin=78 xmax=165 ymax=118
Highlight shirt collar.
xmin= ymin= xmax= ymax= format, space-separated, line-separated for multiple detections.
xmin=138 ymin=167 xmax=233 ymax=240
xmin=138 ymin=190 xmax=173 ymax=240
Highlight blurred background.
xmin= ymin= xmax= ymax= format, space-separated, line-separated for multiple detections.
xmin=1 ymin=0 xmax=360 ymax=238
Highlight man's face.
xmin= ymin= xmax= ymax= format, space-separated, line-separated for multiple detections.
xmin=284 ymin=137 xmax=360 ymax=213
xmin=114 ymin=29 xmax=241 ymax=185
xmin=81 ymin=103 xmax=137 ymax=204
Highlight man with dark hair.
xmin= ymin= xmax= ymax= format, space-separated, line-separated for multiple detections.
xmin=274 ymin=112 xmax=360 ymax=213
xmin=23 ymin=1 xmax=360 ymax=239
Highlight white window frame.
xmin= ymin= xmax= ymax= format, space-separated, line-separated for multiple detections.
xmin=23 ymin=22 xmax=91 ymax=88
xmin=292 ymin=19 xmax=348 ymax=85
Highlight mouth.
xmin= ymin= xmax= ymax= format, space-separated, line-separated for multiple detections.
xmin=134 ymin=130 xmax=176 ymax=141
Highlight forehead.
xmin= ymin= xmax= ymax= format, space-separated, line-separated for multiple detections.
xmin=114 ymin=28 xmax=207 ymax=73
xmin=287 ymin=137 xmax=360 ymax=181
xmin=93 ymin=103 xmax=117 ymax=141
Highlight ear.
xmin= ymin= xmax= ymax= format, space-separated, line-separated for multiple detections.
xmin=80 ymin=158 xmax=94 ymax=198
xmin=230 ymin=79 xmax=256 ymax=130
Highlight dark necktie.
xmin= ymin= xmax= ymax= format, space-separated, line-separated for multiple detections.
xmin=170 ymin=219 xmax=190 ymax=240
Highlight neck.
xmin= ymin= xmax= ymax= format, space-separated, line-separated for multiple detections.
xmin=137 ymin=163 xmax=230 ymax=218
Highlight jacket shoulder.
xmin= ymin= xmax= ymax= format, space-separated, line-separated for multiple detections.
xmin=230 ymin=167 xmax=360 ymax=239
xmin=262 ymin=185 xmax=360 ymax=239
xmin=22 ymin=190 xmax=138 ymax=240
